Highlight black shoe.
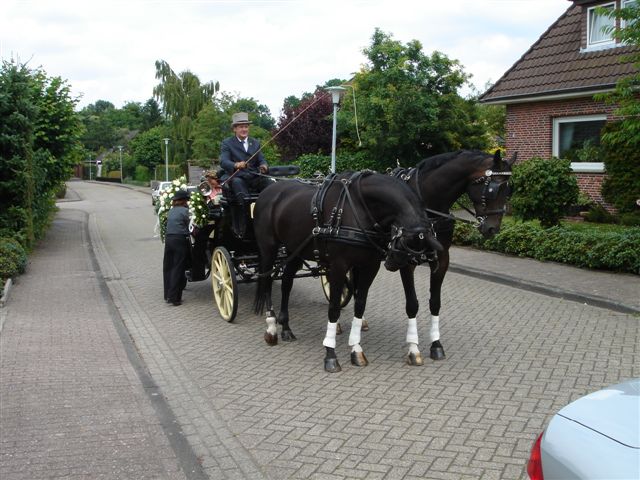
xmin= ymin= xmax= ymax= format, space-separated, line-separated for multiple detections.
xmin=171 ymin=301 xmax=182 ymax=306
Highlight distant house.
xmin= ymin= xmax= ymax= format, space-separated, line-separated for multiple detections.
xmin=480 ymin=0 xmax=638 ymax=208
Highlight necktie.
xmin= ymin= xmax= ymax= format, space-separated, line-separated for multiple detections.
xmin=243 ymin=140 xmax=248 ymax=152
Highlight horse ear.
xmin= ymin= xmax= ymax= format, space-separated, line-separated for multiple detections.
xmin=493 ymin=150 xmax=501 ymax=164
xmin=507 ymin=151 xmax=518 ymax=166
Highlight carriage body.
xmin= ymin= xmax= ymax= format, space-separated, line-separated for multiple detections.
xmin=185 ymin=166 xmax=351 ymax=322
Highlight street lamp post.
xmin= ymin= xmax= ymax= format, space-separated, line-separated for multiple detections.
xmin=117 ymin=145 xmax=123 ymax=182
xmin=163 ymin=138 xmax=170 ymax=181
xmin=326 ymin=86 xmax=346 ymax=174
xmin=88 ymin=154 xmax=92 ymax=181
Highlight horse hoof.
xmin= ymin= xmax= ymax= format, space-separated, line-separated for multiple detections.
xmin=406 ymin=352 xmax=424 ymax=366
xmin=361 ymin=320 xmax=369 ymax=332
xmin=281 ymin=330 xmax=297 ymax=342
xmin=324 ymin=358 xmax=342 ymax=373
xmin=350 ymin=351 xmax=369 ymax=367
xmin=336 ymin=323 xmax=343 ymax=335
xmin=264 ymin=331 xmax=278 ymax=346
xmin=430 ymin=346 xmax=445 ymax=360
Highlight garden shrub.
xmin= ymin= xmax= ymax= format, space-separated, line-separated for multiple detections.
xmin=584 ymin=205 xmax=618 ymax=224
xmin=601 ymin=122 xmax=640 ymax=214
xmin=457 ymin=220 xmax=640 ymax=274
xmin=135 ymin=165 xmax=150 ymax=182
xmin=295 ymin=152 xmax=380 ymax=178
xmin=510 ymin=157 xmax=579 ymax=227
xmin=0 ymin=237 xmax=28 ymax=279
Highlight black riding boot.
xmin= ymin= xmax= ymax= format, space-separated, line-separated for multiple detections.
xmin=231 ymin=203 xmax=246 ymax=238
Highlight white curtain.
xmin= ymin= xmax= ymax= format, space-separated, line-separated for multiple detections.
xmin=589 ymin=5 xmax=615 ymax=44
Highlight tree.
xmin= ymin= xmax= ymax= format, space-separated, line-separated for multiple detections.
xmin=128 ymin=125 xmax=169 ymax=170
xmin=596 ymin=2 xmax=640 ymax=216
xmin=338 ymin=29 xmax=490 ymax=170
xmin=0 ymin=60 xmax=82 ymax=246
xmin=272 ymin=79 xmax=345 ymax=162
xmin=153 ymin=60 xmax=219 ymax=162
xmin=141 ymin=98 xmax=163 ymax=131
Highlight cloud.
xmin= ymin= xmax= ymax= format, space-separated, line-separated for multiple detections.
xmin=0 ymin=0 xmax=568 ymax=116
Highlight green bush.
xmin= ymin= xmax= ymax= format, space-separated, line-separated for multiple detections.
xmin=0 ymin=237 xmax=28 ymax=279
xmin=295 ymin=152 xmax=380 ymax=178
xmin=584 ymin=205 xmax=618 ymax=224
xmin=510 ymin=157 xmax=579 ymax=228
xmin=601 ymin=122 xmax=640 ymax=214
xmin=134 ymin=165 xmax=150 ymax=182
xmin=455 ymin=220 xmax=640 ymax=274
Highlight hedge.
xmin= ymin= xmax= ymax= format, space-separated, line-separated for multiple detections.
xmin=453 ymin=221 xmax=640 ymax=274
xmin=0 ymin=237 xmax=28 ymax=280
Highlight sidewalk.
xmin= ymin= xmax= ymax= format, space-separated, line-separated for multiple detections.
xmin=0 ymin=208 xmax=201 ymax=480
xmin=448 ymin=246 xmax=640 ymax=314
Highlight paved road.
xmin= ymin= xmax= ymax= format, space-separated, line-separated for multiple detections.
xmin=1 ymin=180 xmax=639 ymax=479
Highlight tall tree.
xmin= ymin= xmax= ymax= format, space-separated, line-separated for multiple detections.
xmin=153 ymin=60 xmax=219 ymax=162
xmin=339 ymin=29 xmax=489 ymax=170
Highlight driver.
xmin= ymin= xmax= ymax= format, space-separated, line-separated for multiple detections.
xmin=220 ymin=112 xmax=272 ymax=238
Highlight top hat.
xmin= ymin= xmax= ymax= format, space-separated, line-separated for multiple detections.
xmin=173 ymin=190 xmax=190 ymax=201
xmin=231 ymin=112 xmax=252 ymax=127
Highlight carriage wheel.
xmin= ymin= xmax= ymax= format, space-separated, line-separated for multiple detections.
xmin=320 ymin=270 xmax=353 ymax=308
xmin=211 ymin=247 xmax=238 ymax=322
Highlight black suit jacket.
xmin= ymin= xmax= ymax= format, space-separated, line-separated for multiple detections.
xmin=220 ymin=136 xmax=267 ymax=180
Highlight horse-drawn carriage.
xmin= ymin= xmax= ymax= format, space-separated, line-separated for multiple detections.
xmin=179 ymin=149 xmax=513 ymax=372
xmin=186 ymin=165 xmax=352 ymax=322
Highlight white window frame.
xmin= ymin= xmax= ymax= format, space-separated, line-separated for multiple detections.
xmin=552 ymin=115 xmax=607 ymax=173
xmin=622 ymin=0 xmax=637 ymax=29
xmin=587 ymin=2 xmax=616 ymax=48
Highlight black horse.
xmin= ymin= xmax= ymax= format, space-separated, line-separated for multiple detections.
xmin=392 ymin=149 xmax=515 ymax=364
xmin=253 ymin=171 xmax=441 ymax=373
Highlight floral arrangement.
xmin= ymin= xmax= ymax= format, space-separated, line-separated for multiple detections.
xmin=188 ymin=189 xmax=209 ymax=231
xmin=156 ymin=175 xmax=208 ymax=241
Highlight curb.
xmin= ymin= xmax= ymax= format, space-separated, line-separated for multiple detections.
xmin=449 ymin=263 xmax=640 ymax=315
xmin=0 ymin=277 xmax=12 ymax=308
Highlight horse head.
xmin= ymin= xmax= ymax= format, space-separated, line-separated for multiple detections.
xmin=465 ymin=150 xmax=515 ymax=238
xmin=353 ymin=173 xmax=442 ymax=272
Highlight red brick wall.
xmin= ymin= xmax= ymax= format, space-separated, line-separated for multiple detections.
xmin=505 ymin=97 xmax=617 ymax=158
xmin=505 ymin=97 xmax=617 ymax=212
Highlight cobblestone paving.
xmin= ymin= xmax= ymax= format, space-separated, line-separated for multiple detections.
xmin=65 ymin=182 xmax=640 ymax=479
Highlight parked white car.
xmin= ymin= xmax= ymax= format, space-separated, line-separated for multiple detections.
xmin=151 ymin=181 xmax=172 ymax=205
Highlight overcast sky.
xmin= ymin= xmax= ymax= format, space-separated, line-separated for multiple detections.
xmin=1 ymin=0 xmax=569 ymax=118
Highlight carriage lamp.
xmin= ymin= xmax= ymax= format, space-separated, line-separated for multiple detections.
xmin=326 ymin=86 xmax=346 ymax=174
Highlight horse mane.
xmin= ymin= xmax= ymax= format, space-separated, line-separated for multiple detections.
xmin=415 ymin=149 xmax=490 ymax=175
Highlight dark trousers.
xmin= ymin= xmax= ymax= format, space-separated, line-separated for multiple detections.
xmin=227 ymin=174 xmax=273 ymax=203
xmin=163 ymin=234 xmax=190 ymax=302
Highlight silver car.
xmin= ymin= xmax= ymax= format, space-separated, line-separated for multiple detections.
xmin=527 ymin=378 xmax=640 ymax=479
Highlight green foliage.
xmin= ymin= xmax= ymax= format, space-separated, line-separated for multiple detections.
xmin=584 ymin=204 xmax=617 ymax=224
xmin=129 ymin=125 xmax=169 ymax=170
xmin=510 ymin=157 xmax=579 ymax=228
xmin=134 ymin=165 xmax=150 ymax=182
xmin=454 ymin=220 xmax=640 ymax=274
xmin=294 ymin=152 xmax=380 ymax=178
xmin=337 ymin=28 xmax=490 ymax=170
xmin=0 ymin=237 xmax=28 ymax=279
xmin=599 ymin=122 xmax=640 ymax=214
xmin=153 ymin=60 xmax=219 ymax=163
xmin=0 ymin=60 xmax=81 ymax=248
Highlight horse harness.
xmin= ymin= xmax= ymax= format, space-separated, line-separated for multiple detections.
xmin=391 ymin=166 xmax=512 ymax=227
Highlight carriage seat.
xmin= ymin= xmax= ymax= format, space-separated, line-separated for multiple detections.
xmin=218 ymin=164 xmax=300 ymax=207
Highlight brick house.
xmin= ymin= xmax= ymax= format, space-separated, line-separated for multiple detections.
xmin=480 ymin=0 xmax=638 ymax=208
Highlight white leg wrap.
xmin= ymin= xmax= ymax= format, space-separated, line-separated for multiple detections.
xmin=266 ymin=316 xmax=277 ymax=336
xmin=323 ymin=322 xmax=337 ymax=349
xmin=408 ymin=343 xmax=420 ymax=354
xmin=349 ymin=317 xmax=363 ymax=347
xmin=351 ymin=344 xmax=363 ymax=353
xmin=406 ymin=317 xmax=419 ymax=345
xmin=430 ymin=315 xmax=440 ymax=343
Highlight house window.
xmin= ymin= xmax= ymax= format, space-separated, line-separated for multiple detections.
xmin=553 ymin=116 xmax=607 ymax=170
xmin=588 ymin=3 xmax=616 ymax=46
xmin=623 ymin=0 xmax=637 ymax=28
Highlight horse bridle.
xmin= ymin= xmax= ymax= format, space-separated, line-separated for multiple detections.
xmin=469 ymin=169 xmax=513 ymax=222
